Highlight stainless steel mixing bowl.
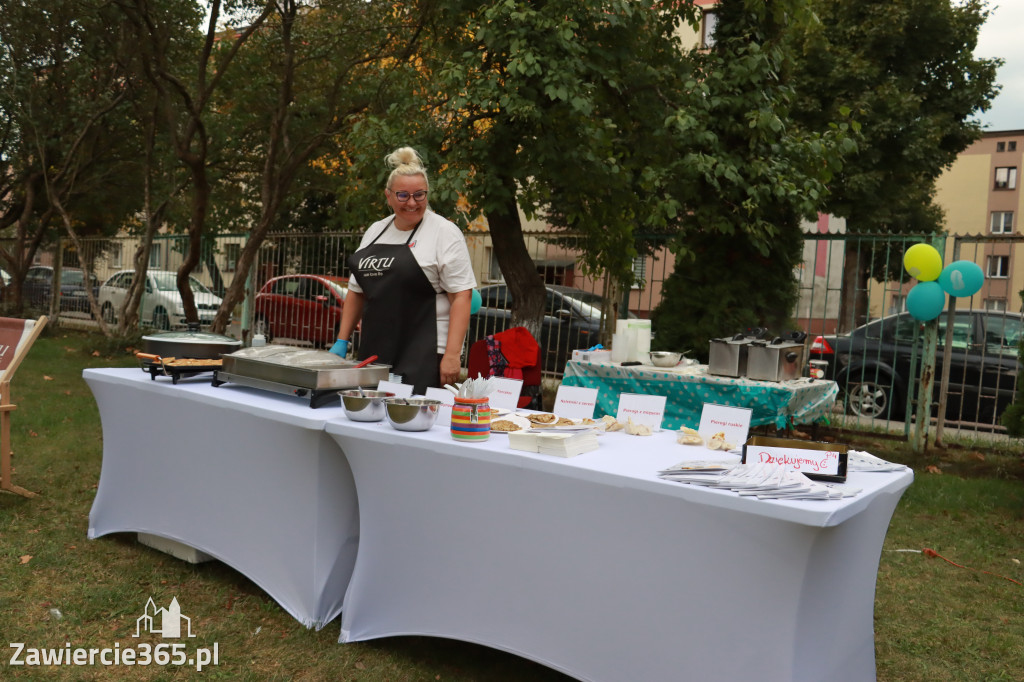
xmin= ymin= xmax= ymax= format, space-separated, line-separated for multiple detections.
xmin=384 ymin=397 xmax=441 ymax=431
xmin=340 ymin=390 xmax=394 ymax=422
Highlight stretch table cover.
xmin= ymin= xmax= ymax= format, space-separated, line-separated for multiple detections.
xmin=562 ymin=358 xmax=839 ymax=430
xmin=325 ymin=418 xmax=912 ymax=682
xmin=85 ymin=368 xmax=358 ymax=629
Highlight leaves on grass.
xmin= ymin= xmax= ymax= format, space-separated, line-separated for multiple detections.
xmin=925 ymin=465 xmax=942 ymax=474
xmin=91 ymin=350 xmax=101 ymax=357
xmin=19 ymin=555 xmax=32 ymax=564
xmin=968 ymin=452 xmax=985 ymax=462
xmin=43 ymin=375 xmax=54 ymax=381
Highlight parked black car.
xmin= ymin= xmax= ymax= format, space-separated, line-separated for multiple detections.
xmin=808 ymin=310 xmax=1023 ymax=424
xmin=23 ymin=265 xmax=100 ymax=314
xmin=468 ymin=284 xmax=633 ymax=372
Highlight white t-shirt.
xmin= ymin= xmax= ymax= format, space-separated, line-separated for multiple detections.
xmin=348 ymin=209 xmax=477 ymax=353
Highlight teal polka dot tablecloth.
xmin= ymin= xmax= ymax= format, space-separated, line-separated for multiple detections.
xmin=561 ymin=360 xmax=838 ymax=431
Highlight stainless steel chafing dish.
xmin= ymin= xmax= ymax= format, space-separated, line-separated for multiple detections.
xmin=212 ymin=345 xmax=391 ymax=408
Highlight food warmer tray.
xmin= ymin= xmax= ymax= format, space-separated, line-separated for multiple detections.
xmin=211 ymin=345 xmax=391 ymax=408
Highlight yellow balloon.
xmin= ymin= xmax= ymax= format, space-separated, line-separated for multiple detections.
xmin=903 ymin=243 xmax=943 ymax=282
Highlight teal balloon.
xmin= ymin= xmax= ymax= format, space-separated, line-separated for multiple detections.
xmin=906 ymin=281 xmax=946 ymax=321
xmin=470 ymin=288 xmax=482 ymax=315
xmin=938 ymin=260 xmax=984 ymax=298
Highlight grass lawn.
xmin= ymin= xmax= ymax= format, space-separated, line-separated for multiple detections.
xmin=1 ymin=329 xmax=1022 ymax=681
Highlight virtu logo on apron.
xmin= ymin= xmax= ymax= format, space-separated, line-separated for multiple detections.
xmin=358 ymin=256 xmax=396 ymax=272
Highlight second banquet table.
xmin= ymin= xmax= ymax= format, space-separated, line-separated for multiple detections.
xmin=561 ymin=357 xmax=839 ymax=430
xmin=325 ymin=416 xmax=912 ymax=682
xmin=85 ymin=368 xmax=358 ymax=629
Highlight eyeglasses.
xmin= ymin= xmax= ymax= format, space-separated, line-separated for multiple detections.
xmin=390 ymin=189 xmax=428 ymax=203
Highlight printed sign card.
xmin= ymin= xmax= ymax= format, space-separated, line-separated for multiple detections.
xmin=377 ymin=379 xmax=414 ymax=398
xmin=486 ymin=377 xmax=524 ymax=411
xmin=615 ymin=393 xmax=667 ymax=430
xmin=741 ymin=436 xmax=848 ymax=483
xmin=697 ymin=404 xmax=753 ymax=449
xmin=552 ymin=385 xmax=598 ymax=419
xmin=424 ymin=387 xmax=456 ymax=426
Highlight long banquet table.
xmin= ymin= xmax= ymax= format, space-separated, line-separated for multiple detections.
xmin=324 ymin=418 xmax=912 ymax=682
xmin=85 ymin=368 xmax=358 ymax=629
xmin=85 ymin=367 xmax=912 ymax=681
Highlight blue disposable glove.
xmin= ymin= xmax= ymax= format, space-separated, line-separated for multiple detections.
xmin=329 ymin=339 xmax=349 ymax=358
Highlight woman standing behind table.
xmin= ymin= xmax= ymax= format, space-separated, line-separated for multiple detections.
xmin=330 ymin=147 xmax=477 ymax=394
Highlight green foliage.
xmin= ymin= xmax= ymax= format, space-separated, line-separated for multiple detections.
xmin=649 ymin=0 xmax=848 ymax=352
xmin=0 ymin=0 xmax=158 ymax=244
xmin=651 ymin=218 xmax=803 ymax=359
xmin=787 ymin=0 xmax=1001 ymax=234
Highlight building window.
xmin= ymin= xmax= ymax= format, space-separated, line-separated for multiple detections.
xmin=224 ymin=243 xmax=240 ymax=273
xmin=149 ymin=243 xmax=162 ymax=269
xmin=991 ymin=211 xmax=1014 ymax=234
xmin=109 ymin=243 xmax=122 ymax=269
xmin=702 ymin=10 xmax=718 ymax=48
xmin=985 ymin=298 xmax=1007 ymax=312
xmin=631 ymin=256 xmax=647 ymax=290
xmin=890 ymin=295 xmax=907 ymax=315
xmin=994 ymin=166 xmax=1017 ymax=190
xmin=1011 ymin=141 xmax=1018 ymax=152
xmin=997 ymin=142 xmax=1006 ymax=152
xmin=987 ymin=255 xmax=1009 ymax=278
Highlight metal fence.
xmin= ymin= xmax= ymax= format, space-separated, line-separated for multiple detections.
xmin=13 ymin=227 xmax=1023 ymax=441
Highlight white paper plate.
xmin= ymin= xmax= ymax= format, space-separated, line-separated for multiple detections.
xmin=490 ymin=414 xmax=532 ymax=434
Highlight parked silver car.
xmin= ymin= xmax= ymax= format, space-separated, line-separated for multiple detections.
xmin=99 ymin=270 xmax=222 ymax=330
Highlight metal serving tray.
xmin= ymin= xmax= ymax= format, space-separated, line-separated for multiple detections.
xmin=219 ymin=345 xmax=390 ymax=390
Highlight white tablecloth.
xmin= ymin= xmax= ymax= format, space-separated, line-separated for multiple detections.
xmin=325 ymin=419 xmax=912 ymax=682
xmin=85 ymin=368 xmax=358 ymax=629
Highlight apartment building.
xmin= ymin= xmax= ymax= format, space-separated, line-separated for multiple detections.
xmin=934 ymin=129 xmax=1024 ymax=312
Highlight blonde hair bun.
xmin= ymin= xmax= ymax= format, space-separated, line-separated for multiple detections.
xmin=385 ymin=146 xmax=429 ymax=189
xmin=385 ymin=147 xmax=424 ymax=170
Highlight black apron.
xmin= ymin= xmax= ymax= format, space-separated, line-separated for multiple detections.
xmin=347 ymin=218 xmax=440 ymax=394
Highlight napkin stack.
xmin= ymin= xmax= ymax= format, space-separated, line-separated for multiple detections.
xmin=847 ymin=450 xmax=908 ymax=472
xmin=658 ymin=462 xmax=862 ymax=500
xmin=509 ymin=430 xmax=599 ymax=457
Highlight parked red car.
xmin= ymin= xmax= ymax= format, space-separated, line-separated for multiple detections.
xmin=253 ymin=274 xmax=348 ymax=347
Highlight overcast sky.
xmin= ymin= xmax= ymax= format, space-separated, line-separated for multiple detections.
xmin=975 ymin=2 xmax=1023 ymax=132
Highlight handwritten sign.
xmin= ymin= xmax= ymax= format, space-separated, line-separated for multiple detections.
xmin=698 ymin=404 xmax=752 ymax=448
xmin=486 ymin=377 xmax=524 ymax=411
xmin=552 ymin=385 xmax=598 ymax=419
xmin=615 ymin=393 xmax=667 ymax=431
xmin=424 ymin=387 xmax=456 ymax=426
xmin=741 ymin=436 xmax=848 ymax=483
xmin=377 ymin=380 xmax=414 ymax=398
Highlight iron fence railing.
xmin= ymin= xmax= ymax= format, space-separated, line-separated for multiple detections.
xmin=6 ymin=228 xmax=1021 ymax=441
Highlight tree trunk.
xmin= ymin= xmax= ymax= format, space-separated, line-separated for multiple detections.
xmin=837 ymin=237 xmax=870 ymax=334
xmin=484 ymin=179 xmax=544 ymax=341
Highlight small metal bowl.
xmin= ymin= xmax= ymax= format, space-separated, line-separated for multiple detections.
xmin=384 ymin=397 xmax=442 ymax=432
xmin=340 ymin=390 xmax=394 ymax=422
xmin=649 ymin=351 xmax=683 ymax=367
